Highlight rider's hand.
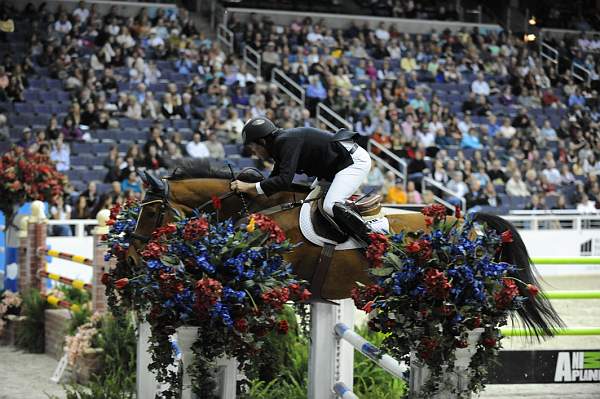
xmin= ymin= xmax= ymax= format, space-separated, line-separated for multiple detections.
xmin=230 ymin=180 xmax=258 ymax=196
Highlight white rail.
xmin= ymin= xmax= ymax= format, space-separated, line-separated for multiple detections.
xmin=271 ymin=67 xmax=305 ymax=105
xmin=540 ymin=42 xmax=559 ymax=71
xmin=217 ymin=24 xmax=234 ymax=54
xmin=503 ymin=214 xmax=600 ymax=230
xmin=316 ymin=103 xmax=351 ymax=131
xmin=243 ymin=45 xmax=261 ymax=78
xmin=572 ymin=62 xmax=592 ymax=84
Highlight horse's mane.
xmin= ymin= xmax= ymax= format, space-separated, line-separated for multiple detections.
xmin=166 ymin=158 xmax=311 ymax=193
xmin=167 ymin=158 xmax=232 ymax=180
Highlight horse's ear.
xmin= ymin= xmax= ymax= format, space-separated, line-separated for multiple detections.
xmin=145 ymin=171 xmax=164 ymax=191
xmin=138 ymin=170 xmax=148 ymax=184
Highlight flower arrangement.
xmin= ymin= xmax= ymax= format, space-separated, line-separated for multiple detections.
xmin=103 ymin=200 xmax=310 ymax=398
xmin=0 ymin=146 xmax=68 ymax=224
xmin=352 ymin=204 xmax=538 ymax=397
xmin=0 ymin=291 xmax=22 ymax=337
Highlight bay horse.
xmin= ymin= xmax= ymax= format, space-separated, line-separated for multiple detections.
xmin=127 ymin=159 xmax=563 ymax=338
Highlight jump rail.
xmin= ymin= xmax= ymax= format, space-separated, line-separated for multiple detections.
xmin=38 ymin=270 xmax=92 ymax=291
xmin=543 ymin=291 xmax=600 ymax=300
xmin=532 ymin=257 xmax=600 ymax=265
xmin=333 ymin=382 xmax=359 ymax=399
xmin=334 ymin=323 xmax=409 ymax=380
xmin=501 ymin=327 xmax=600 ymax=336
xmin=41 ymin=293 xmax=81 ymax=312
xmin=39 ymin=248 xmax=94 ymax=266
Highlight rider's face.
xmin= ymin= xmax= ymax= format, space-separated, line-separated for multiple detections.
xmin=250 ymin=142 xmax=270 ymax=160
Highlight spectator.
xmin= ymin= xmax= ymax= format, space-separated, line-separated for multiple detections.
xmin=365 ymin=164 xmax=385 ymax=186
xmin=49 ymin=195 xmax=72 ymax=236
xmin=498 ymin=117 xmax=516 ymax=139
xmin=50 ymin=137 xmax=70 ymax=172
xmin=525 ymin=194 xmax=547 ymax=210
xmin=540 ymin=119 xmax=558 ymax=141
xmin=61 ymin=116 xmax=83 ymax=141
xmin=72 ymin=195 xmax=90 ymax=219
xmin=461 ymin=128 xmax=483 ymax=149
xmin=406 ymin=181 xmax=422 ymax=204
xmin=204 ymin=132 xmax=225 ymax=159
xmin=484 ymin=182 xmax=502 ymax=207
xmin=487 ymin=160 xmax=507 ymax=184
xmin=54 ymin=13 xmax=73 ymax=35
xmin=542 ymin=160 xmax=562 ymax=186
xmin=471 ymin=73 xmax=490 ymax=96
xmin=186 ymin=132 xmax=210 ymax=158
xmin=465 ymin=179 xmax=489 ymax=210
xmin=447 ymin=172 xmax=469 ymax=198
xmin=383 ymin=172 xmax=407 ymax=204
xmin=121 ymin=171 xmax=143 ymax=194
xmin=576 ymin=193 xmax=597 ymax=213
xmin=145 ymin=126 xmax=167 ymax=155
xmin=143 ymin=144 xmax=166 ymax=170
xmin=506 ymin=172 xmax=530 ymax=197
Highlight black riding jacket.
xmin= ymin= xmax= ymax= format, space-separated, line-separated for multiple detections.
xmin=258 ymin=127 xmax=356 ymax=196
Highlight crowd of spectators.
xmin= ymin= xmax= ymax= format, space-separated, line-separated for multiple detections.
xmin=228 ymin=13 xmax=600 ymax=214
xmin=1 ymin=2 xmax=600 ymax=236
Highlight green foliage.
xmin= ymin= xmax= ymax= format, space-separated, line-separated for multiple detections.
xmin=67 ymin=306 xmax=92 ymax=336
xmin=246 ymin=322 xmax=406 ymax=399
xmin=58 ymin=284 xmax=91 ymax=306
xmin=15 ymin=289 xmax=47 ymax=353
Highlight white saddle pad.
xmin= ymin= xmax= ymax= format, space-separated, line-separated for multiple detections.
xmin=298 ymin=186 xmax=391 ymax=250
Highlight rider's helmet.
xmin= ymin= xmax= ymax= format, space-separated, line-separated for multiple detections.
xmin=242 ymin=117 xmax=279 ymax=145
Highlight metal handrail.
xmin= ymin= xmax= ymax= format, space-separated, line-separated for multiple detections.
xmin=316 ymin=103 xmax=351 ymax=131
xmin=271 ymin=67 xmax=305 ymax=106
xmin=572 ymin=62 xmax=592 ymax=84
xmin=421 ymin=176 xmax=466 ymax=213
xmin=367 ymin=139 xmax=408 ymax=185
xmin=540 ymin=42 xmax=559 ymax=72
xmin=217 ymin=24 xmax=234 ymax=54
xmin=243 ymin=45 xmax=261 ymax=77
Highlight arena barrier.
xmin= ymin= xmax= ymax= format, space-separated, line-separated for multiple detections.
xmin=532 ymin=258 xmax=600 ymax=265
xmin=17 ymin=201 xmax=111 ymax=312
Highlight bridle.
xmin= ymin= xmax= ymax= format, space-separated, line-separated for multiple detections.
xmin=130 ymin=179 xmax=242 ymax=243
xmin=130 ymin=180 xmax=183 ymax=243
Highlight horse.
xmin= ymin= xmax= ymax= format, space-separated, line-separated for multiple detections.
xmin=126 ymin=159 xmax=563 ymax=338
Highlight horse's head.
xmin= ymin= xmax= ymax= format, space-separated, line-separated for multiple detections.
xmin=126 ymin=171 xmax=183 ymax=267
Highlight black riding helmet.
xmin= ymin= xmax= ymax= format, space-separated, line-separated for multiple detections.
xmin=242 ymin=117 xmax=279 ymax=145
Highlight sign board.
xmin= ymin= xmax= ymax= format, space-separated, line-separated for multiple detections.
xmin=489 ymin=350 xmax=600 ymax=384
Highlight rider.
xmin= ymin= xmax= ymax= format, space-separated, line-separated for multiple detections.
xmin=230 ymin=116 xmax=373 ymax=243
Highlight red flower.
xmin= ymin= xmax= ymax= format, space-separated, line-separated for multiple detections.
xmin=100 ymin=273 xmax=110 ymax=285
xmin=261 ymin=287 xmax=290 ymax=310
xmin=141 ymin=241 xmax=165 ymax=259
xmin=424 ymin=216 xmax=433 ymax=227
xmin=183 ymin=218 xmax=209 ymax=241
xmin=114 ymin=278 xmax=129 ymax=289
xmin=501 ymin=230 xmax=513 ymax=243
xmin=495 ymin=278 xmax=519 ymax=309
xmin=454 ymin=205 xmax=462 ymax=219
xmin=455 ymin=339 xmax=468 ymax=348
xmin=109 ymin=203 xmax=121 ymax=221
xmin=362 ymin=300 xmax=374 ymax=313
xmin=405 ymin=241 xmax=421 ymax=254
xmin=351 ymin=284 xmax=384 ymax=310
xmin=276 ymin=320 xmax=289 ymax=334
xmin=418 ymin=337 xmax=439 ymax=360
xmin=251 ymin=213 xmax=287 ymax=243
xmin=152 ymin=223 xmax=177 ymax=238
xmin=421 ymin=204 xmax=447 ymax=221
xmin=527 ymin=284 xmax=539 ymax=297
xmin=365 ymin=233 xmax=389 ymax=268
xmin=211 ymin=194 xmax=222 ymax=210
xmin=194 ymin=278 xmax=223 ymax=315
xmin=234 ymin=318 xmax=249 ymax=333
xmin=299 ymin=289 xmax=311 ymax=301
xmin=483 ymin=337 xmax=497 ymax=348
xmin=423 ymin=268 xmax=451 ymax=299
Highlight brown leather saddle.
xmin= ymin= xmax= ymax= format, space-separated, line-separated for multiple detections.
xmin=310 ymin=191 xmax=383 ymax=244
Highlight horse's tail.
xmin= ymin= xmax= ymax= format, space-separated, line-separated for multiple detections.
xmin=473 ymin=212 xmax=565 ymax=339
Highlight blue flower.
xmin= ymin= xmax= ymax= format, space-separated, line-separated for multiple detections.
xmin=391 ymin=233 xmax=404 ymax=243
xmin=195 ymin=254 xmax=215 ymax=274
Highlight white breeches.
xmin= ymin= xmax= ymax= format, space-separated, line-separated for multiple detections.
xmin=322 ymin=141 xmax=372 ymax=217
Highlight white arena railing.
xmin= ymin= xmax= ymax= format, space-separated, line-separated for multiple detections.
xmin=46 ymin=219 xmax=98 ymax=237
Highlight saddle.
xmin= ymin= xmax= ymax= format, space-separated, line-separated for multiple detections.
xmin=310 ymin=187 xmax=382 ymax=244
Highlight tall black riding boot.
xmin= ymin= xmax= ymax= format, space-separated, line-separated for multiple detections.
xmin=332 ymin=202 xmax=371 ymax=245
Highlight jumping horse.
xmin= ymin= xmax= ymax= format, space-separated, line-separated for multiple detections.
xmin=127 ymin=159 xmax=563 ymax=338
